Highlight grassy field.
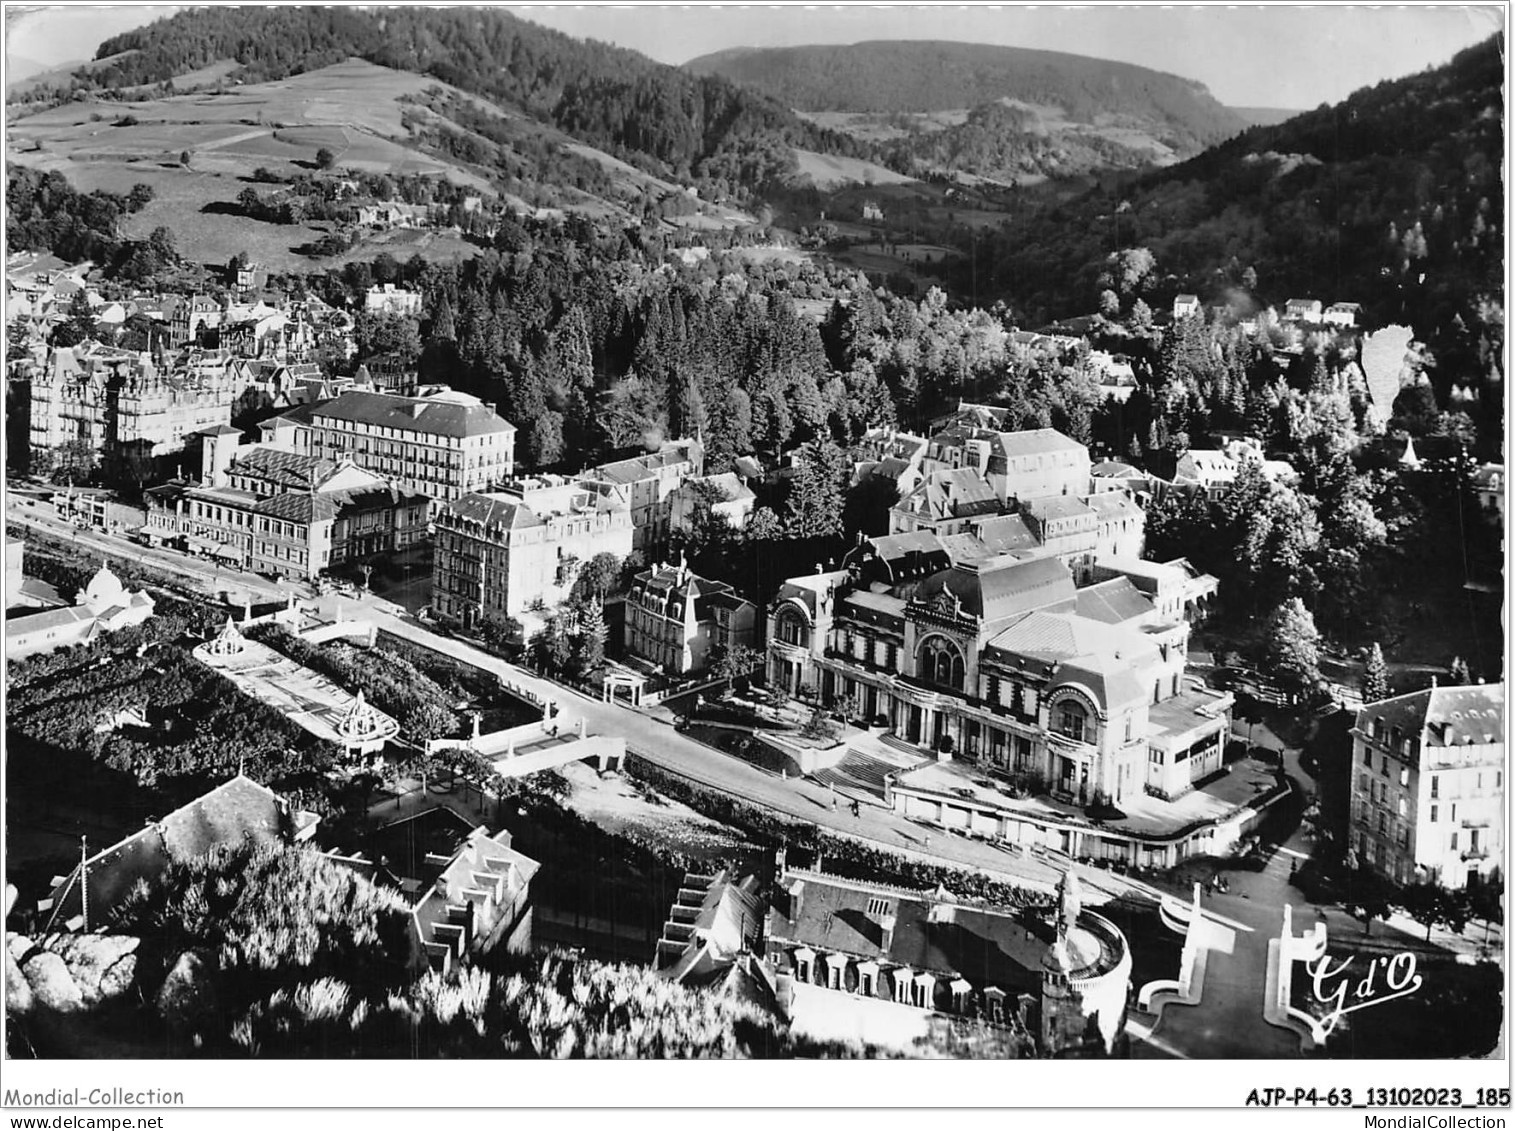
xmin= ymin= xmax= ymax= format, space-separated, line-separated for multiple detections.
xmin=5 ymin=60 xmax=516 ymax=270
xmin=7 ymin=57 xmax=766 ymax=268
xmin=792 ymin=147 xmax=919 ymax=190
xmin=798 ymin=108 xmax=969 ymax=142
xmin=166 ymin=58 xmax=244 ymax=93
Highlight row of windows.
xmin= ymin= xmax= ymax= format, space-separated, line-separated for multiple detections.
xmin=1358 ymin=804 xmax=1411 ymax=849
xmin=316 ymin=421 xmax=501 ymax=449
xmin=1366 ymin=717 xmax=1417 ymax=757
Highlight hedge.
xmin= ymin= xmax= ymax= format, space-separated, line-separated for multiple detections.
xmin=624 ymin=755 xmax=1052 ymax=910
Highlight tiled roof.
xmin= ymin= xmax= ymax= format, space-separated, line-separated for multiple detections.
xmin=986 ymin=609 xmax=1141 ymax=662
xmin=767 ymin=871 xmax=1047 ymax=993
xmin=634 ymin=563 xmax=732 ymax=602
xmin=900 ymin=468 xmax=1001 ymax=520
xmin=46 ymin=775 xmax=290 ymax=930
xmin=232 ymin=446 xmax=336 ymax=490
xmin=851 ymin=531 xmax=952 ymax=582
xmin=314 ymin=391 xmax=515 ymax=438
xmin=986 ymin=611 xmax=1161 ymax=709
xmin=1091 ymin=461 xmax=1140 ymax=477
xmin=1095 ymin=555 xmax=1186 ymax=586
xmin=1054 ymin=653 xmax=1152 ymax=712
xmin=937 ymin=533 xmax=994 ymax=565
xmin=996 ymin=428 xmax=1086 ymax=458
xmin=933 ymin=403 xmax=1011 ymax=432
xmin=969 ymin=514 xmax=1040 ymax=554
xmin=1075 ymin=577 xmax=1155 ymax=625
xmin=255 ymin=493 xmax=338 ymax=523
xmin=440 ymin=492 xmax=542 ymax=530
xmin=267 ymin=400 xmax=326 ymax=428
xmin=1085 ymin=492 xmax=1142 ymax=521
xmin=913 ymin=556 xmax=1075 ymax=624
xmin=591 ymin=442 xmax=700 ymax=484
xmin=688 ymin=471 xmax=754 ymax=504
xmin=841 ymin=589 xmax=908 ymax=625
xmin=866 ymin=530 xmax=943 ymax=561
xmin=1025 ymin=495 xmax=1094 ymax=522
xmin=1357 ymin=684 xmax=1504 ymax=754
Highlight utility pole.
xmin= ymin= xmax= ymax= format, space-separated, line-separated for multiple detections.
xmin=80 ymin=836 xmax=89 ymax=932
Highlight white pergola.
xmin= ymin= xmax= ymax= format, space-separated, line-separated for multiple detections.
xmin=601 ymin=667 xmax=647 ymax=707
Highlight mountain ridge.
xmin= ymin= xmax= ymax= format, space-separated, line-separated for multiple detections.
xmin=958 ymin=31 xmax=1503 ymax=422
xmin=684 ymin=39 xmax=1244 ymax=139
xmin=12 ymin=7 xmax=874 ymax=199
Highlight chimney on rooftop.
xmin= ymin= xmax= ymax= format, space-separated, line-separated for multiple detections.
xmin=880 ymin=908 xmax=898 ymax=955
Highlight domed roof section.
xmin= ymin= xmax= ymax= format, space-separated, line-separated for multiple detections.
xmin=82 ymin=563 xmax=126 ymax=611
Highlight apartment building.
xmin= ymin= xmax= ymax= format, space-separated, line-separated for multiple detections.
xmin=624 ymin=559 xmax=757 ymax=676
xmin=580 ymin=439 xmax=704 ymax=555
xmin=431 ymin=477 xmax=634 ymax=626
xmin=144 ymin=426 xmax=428 ymax=579
xmin=1350 ymin=683 xmax=1504 ymax=889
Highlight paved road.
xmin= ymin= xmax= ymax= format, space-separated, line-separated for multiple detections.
xmin=1136 ymin=746 xmax=1319 ymax=1058
xmin=317 ymin=592 xmax=1172 ymax=906
xmin=6 ymin=498 xmax=299 ymax=607
xmin=3 ymin=502 xmax=1168 ymax=908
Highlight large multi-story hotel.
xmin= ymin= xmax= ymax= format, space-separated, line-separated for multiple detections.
xmin=431 ymin=477 xmax=634 ymax=626
xmin=1349 ymin=683 xmax=1504 ymax=889
xmin=28 ymin=343 xmax=239 ymax=464
xmin=262 ymin=389 xmax=516 ymax=512
xmin=144 ymin=426 xmax=429 ymax=579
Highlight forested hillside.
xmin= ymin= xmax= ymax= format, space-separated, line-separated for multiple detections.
xmin=690 ymin=40 xmax=1246 ymax=182
xmin=687 ymin=40 xmax=1244 ymax=142
xmin=28 ymin=7 xmax=872 ymax=198
xmin=972 ymin=33 xmax=1504 ymax=365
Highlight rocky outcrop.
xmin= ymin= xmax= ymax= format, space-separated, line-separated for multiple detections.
xmin=5 ymin=945 xmax=33 ymax=1015
xmin=156 ymin=950 xmax=218 ymax=1032
xmin=5 ymin=924 xmax=142 ymax=1018
xmin=49 ymin=935 xmax=141 ymax=1009
xmin=19 ymin=950 xmax=83 ymax=1013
